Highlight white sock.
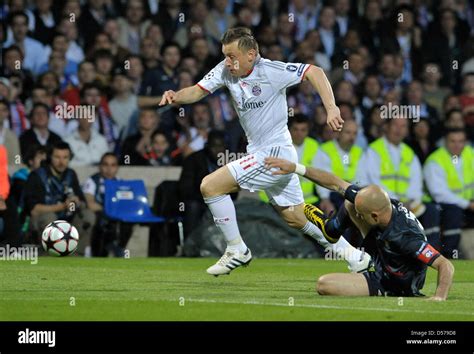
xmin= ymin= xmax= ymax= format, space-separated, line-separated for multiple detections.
xmin=301 ymin=222 xmax=363 ymax=262
xmin=330 ymin=236 xmax=363 ymax=262
xmin=301 ymin=221 xmax=330 ymax=248
xmin=204 ymin=195 xmax=247 ymax=253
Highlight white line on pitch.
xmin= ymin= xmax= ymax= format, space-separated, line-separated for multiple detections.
xmin=177 ymin=297 xmax=474 ymax=316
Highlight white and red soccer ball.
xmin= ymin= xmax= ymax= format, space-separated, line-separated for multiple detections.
xmin=41 ymin=220 xmax=79 ymax=256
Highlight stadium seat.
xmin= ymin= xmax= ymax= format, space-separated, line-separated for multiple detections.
xmin=104 ymin=179 xmax=165 ymax=223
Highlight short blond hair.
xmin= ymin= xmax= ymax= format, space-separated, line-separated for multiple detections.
xmin=221 ymin=27 xmax=259 ymax=53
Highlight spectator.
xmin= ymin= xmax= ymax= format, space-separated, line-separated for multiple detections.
xmin=408 ymin=118 xmax=436 ymax=164
xmin=56 ymin=16 xmax=85 ymax=64
xmin=121 ymin=108 xmax=160 ymax=165
xmin=334 ymin=0 xmax=353 ymax=38
xmin=79 ymin=0 xmax=112 ymax=50
xmin=0 ymin=77 xmax=30 ymax=137
xmin=140 ymin=37 xmax=160 ymax=71
xmin=92 ymin=49 xmax=115 ymax=89
xmin=289 ymin=0 xmax=318 ymax=42
xmin=315 ymin=119 xmax=363 ymax=214
xmin=153 ymin=0 xmax=185 ymax=42
xmin=3 ymin=11 xmax=47 ymax=74
xmin=204 ymin=0 xmax=236 ymax=44
xmin=30 ymin=85 xmax=78 ymax=138
xmin=363 ymin=105 xmax=384 ymax=143
xmin=11 ymin=145 xmax=47 ymax=208
xmin=102 ymin=19 xmax=131 ymax=64
xmin=42 ymin=33 xmax=80 ymax=77
xmin=424 ymin=128 xmax=474 ymax=258
xmin=178 ymin=102 xmax=212 ymax=158
xmin=144 ymin=129 xmax=179 ymax=167
xmin=357 ymin=117 xmax=441 ymax=247
xmin=64 ymin=115 xmax=109 ymax=167
xmin=116 ymin=0 xmax=151 ymax=55
xmin=1 ymin=45 xmax=35 ymax=97
xmin=0 ymin=98 xmax=21 ymax=165
xmin=80 ymin=82 xmax=119 ymax=151
xmin=317 ymin=6 xmax=341 ymax=64
xmin=19 ymin=102 xmax=62 ymax=157
xmin=82 ymin=152 xmax=133 ymax=256
xmin=23 ymin=142 xmax=96 ymax=255
xmin=32 ymin=0 xmax=56 ymax=45
xmin=459 ymin=72 xmax=474 ymax=139
xmin=360 ymin=75 xmax=383 ymax=115
xmin=404 ymin=80 xmax=440 ymax=137
xmin=108 ymin=68 xmax=139 ymax=138
xmin=422 ymin=62 xmax=451 ymax=117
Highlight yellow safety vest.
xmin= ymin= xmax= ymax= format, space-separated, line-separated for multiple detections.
xmin=369 ymin=138 xmax=414 ymax=202
xmin=320 ymin=140 xmax=363 ymax=182
xmin=425 ymin=146 xmax=474 ymax=201
xmin=259 ymin=137 xmax=319 ymax=204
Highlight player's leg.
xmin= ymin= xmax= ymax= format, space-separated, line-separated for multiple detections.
xmin=201 ymin=164 xmax=251 ymax=276
xmin=316 ymin=273 xmax=370 ymax=296
xmin=278 ymin=201 xmax=370 ymax=272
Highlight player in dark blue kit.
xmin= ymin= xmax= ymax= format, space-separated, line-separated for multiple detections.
xmin=264 ymin=157 xmax=455 ymax=301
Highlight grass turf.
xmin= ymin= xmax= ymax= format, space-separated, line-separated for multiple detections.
xmin=1 ymin=257 xmax=473 ymax=321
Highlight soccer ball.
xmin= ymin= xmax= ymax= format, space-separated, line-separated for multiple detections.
xmin=41 ymin=220 xmax=79 ymax=256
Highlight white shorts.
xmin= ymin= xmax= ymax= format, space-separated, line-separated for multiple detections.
xmin=227 ymin=145 xmax=304 ymax=207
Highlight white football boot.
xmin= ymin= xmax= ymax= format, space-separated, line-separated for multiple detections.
xmin=348 ymin=251 xmax=373 ymax=273
xmin=206 ymin=247 xmax=252 ymax=276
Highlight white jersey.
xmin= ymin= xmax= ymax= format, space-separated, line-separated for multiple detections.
xmin=197 ymin=56 xmax=310 ymax=153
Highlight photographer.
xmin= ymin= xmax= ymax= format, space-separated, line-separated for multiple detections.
xmin=23 ymin=141 xmax=96 ymax=256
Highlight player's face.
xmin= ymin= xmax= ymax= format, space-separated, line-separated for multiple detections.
xmin=50 ymin=149 xmax=71 ymax=174
xmin=100 ymin=156 xmax=119 ymax=179
xmin=289 ymin=122 xmax=309 ymax=146
xmin=222 ymin=41 xmax=256 ymax=77
xmin=445 ymin=132 xmax=466 ymax=156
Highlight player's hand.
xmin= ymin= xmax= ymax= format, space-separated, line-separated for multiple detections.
xmin=159 ymin=90 xmax=177 ymax=106
xmin=327 ymin=106 xmax=344 ymax=132
xmin=426 ymin=296 xmax=446 ymax=302
xmin=264 ymin=157 xmax=296 ymax=175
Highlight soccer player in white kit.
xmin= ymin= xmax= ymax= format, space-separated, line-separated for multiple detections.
xmin=159 ymin=27 xmax=370 ymax=276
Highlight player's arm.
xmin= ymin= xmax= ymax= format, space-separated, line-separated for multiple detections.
xmin=303 ymin=65 xmax=343 ymax=131
xmin=428 ymin=255 xmax=455 ymax=301
xmin=158 ymin=85 xmax=208 ymax=106
xmin=84 ymin=193 xmax=102 ymax=212
xmin=264 ymin=157 xmax=350 ymax=194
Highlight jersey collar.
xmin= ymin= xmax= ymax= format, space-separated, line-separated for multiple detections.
xmin=241 ymin=54 xmax=261 ymax=79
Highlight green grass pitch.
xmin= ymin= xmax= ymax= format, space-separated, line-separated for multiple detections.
xmin=1 ymin=258 xmax=473 ymax=321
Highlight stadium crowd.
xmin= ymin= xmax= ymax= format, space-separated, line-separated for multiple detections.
xmin=0 ymin=0 xmax=473 ymax=258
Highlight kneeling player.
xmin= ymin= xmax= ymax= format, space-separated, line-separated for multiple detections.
xmin=265 ymin=157 xmax=455 ymax=301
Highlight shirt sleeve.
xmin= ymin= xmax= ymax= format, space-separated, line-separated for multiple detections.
xmin=197 ymin=60 xmax=226 ymax=94
xmin=423 ymin=161 xmax=470 ymax=209
xmin=82 ymin=177 xmax=97 ymax=196
xmin=399 ymin=237 xmax=441 ymax=266
xmin=265 ymin=61 xmax=311 ymax=91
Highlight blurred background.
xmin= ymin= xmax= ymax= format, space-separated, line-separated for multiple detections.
xmin=0 ymin=0 xmax=473 ymax=259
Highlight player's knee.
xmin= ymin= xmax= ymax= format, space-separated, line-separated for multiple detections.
xmin=200 ymin=175 xmax=215 ymax=197
xmin=316 ymin=275 xmax=332 ymax=295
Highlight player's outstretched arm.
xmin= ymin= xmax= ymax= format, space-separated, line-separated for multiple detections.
xmin=264 ymin=157 xmax=350 ymax=194
xmin=158 ymin=84 xmax=208 ymax=106
xmin=303 ymin=65 xmax=344 ymax=132
xmin=428 ymin=255 xmax=455 ymax=301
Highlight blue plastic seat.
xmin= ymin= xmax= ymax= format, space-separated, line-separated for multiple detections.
xmin=104 ymin=179 xmax=165 ymax=223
